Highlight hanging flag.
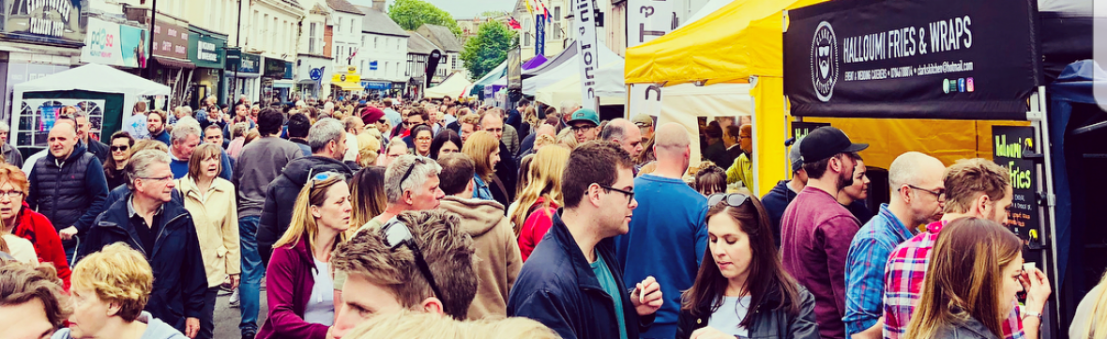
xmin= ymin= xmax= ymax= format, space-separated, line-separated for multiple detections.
xmin=347 ymin=47 xmax=359 ymax=65
xmin=524 ymin=0 xmax=534 ymax=16
xmin=573 ymin=0 xmax=599 ymax=111
xmin=508 ymin=17 xmax=522 ymax=30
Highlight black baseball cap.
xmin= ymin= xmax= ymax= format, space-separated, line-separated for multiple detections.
xmin=798 ymin=126 xmax=868 ymax=163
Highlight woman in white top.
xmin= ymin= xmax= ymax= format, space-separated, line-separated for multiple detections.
xmin=256 ymin=172 xmax=351 ymax=339
xmin=1071 ymin=270 xmax=1107 ymax=339
xmin=176 ymin=143 xmax=240 ymax=339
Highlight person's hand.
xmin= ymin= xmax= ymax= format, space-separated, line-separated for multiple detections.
xmin=1021 ymin=267 xmax=1051 ymax=313
xmin=229 ymin=274 xmax=241 ymax=290
xmin=59 ymin=226 xmax=78 ymax=240
xmin=690 ymin=326 xmax=735 ymax=339
xmin=185 ymin=317 xmax=200 ymax=338
xmin=631 ymin=275 xmax=663 ymax=316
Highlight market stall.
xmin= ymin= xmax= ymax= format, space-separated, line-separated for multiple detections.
xmin=11 ymin=63 xmax=171 ymax=156
xmin=424 ymin=73 xmax=473 ymax=99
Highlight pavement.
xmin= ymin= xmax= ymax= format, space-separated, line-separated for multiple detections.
xmin=213 ymin=289 xmax=268 ymax=339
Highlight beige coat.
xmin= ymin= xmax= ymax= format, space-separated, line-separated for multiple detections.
xmin=177 ymin=176 xmax=241 ymax=288
xmin=438 ymin=196 xmax=522 ymax=320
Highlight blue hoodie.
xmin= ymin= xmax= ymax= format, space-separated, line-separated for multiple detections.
xmin=52 ymin=312 xmax=188 ymax=339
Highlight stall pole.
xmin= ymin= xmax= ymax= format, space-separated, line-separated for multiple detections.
xmin=1030 ymin=86 xmax=1061 ymax=331
xmin=749 ymin=76 xmax=760 ymax=194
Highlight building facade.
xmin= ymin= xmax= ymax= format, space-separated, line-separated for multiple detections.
xmin=356 ymin=1 xmax=409 ymax=99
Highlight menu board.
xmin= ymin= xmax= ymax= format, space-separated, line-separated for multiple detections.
xmin=992 ymin=126 xmax=1041 ymax=248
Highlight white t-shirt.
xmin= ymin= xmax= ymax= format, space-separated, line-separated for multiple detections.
xmin=2 ymin=234 xmax=37 ymax=264
xmin=707 ymin=296 xmax=752 ymax=338
xmin=304 ymin=259 xmax=335 ymax=326
xmin=123 ymin=113 xmax=150 ymax=140
xmin=344 ymin=132 xmax=359 ymax=162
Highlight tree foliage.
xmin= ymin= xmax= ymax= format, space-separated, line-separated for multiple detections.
xmin=388 ymin=0 xmax=462 ymax=36
xmin=460 ymin=20 xmax=517 ymax=81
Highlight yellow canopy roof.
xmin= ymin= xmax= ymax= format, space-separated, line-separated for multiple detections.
xmin=624 ymin=0 xmax=824 ymax=85
xmin=332 ymin=81 xmax=363 ymax=92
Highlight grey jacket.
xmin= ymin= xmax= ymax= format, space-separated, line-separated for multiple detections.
xmin=2 ymin=142 xmax=22 ymax=168
xmin=231 ymin=136 xmax=303 ymax=217
xmin=677 ymin=285 xmax=820 ymax=339
xmin=52 ymin=311 xmax=188 ymax=339
xmin=933 ymin=317 xmax=1003 ymax=339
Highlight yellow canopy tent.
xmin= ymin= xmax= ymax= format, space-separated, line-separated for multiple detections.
xmin=625 ymin=0 xmax=1025 ymax=196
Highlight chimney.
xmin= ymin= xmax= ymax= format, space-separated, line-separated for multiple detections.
xmin=372 ymin=0 xmax=385 ymax=11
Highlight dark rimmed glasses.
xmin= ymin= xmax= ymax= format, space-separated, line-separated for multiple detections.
xmin=708 ymin=193 xmax=751 ymax=208
xmin=381 ymin=219 xmax=448 ymax=314
xmin=907 ymin=184 xmax=945 ymax=201
xmin=598 ymin=184 xmax=635 ymax=204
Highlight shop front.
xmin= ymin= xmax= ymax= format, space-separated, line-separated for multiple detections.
xmin=225 ymin=49 xmax=261 ymax=103
xmin=0 ymin=0 xmax=86 ymax=122
xmin=124 ymin=9 xmax=194 ymax=109
xmin=330 ymin=66 xmax=362 ymax=100
xmin=296 ymin=56 xmax=331 ymax=100
xmin=261 ymin=57 xmax=292 ymax=104
xmin=187 ymin=26 xmax=227 ymax=107
xmin=361 ymin=80 xmax=391 ymax=100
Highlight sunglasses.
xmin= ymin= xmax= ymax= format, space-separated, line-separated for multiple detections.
xmin=707 ymin=193 xmax=751 ymax=208
xmin=399 ymin=156 xmax=429 ymax=187
xmin=381 ymin=219 xmax=448 ymax=314
xmin=111 ymin=145 xmax=129 ymax=152
xmin=307 ymin=171 xmax=342 ymax=192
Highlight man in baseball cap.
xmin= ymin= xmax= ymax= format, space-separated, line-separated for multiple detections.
xmin=759 ymin=137 xmax=809 ymax=247
xmin=566 ymin=108 xmax=601 ymax=144
xmin=779 ymin=126 xmax=868 ymax=339
xmin=631 ymin=114 xmax=655 ymax=143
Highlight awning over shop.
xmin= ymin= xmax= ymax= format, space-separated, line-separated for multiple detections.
xmin=272 ymin=79 xmax=295 ymax=88
xmin=333 ymin=82 xmax=363 ymax=92
xmin=152 ymin=56 xmax=197 ymax=69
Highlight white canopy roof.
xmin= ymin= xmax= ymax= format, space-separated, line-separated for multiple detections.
xmin=535 ymin=60 xmax=626 ymax=106
xmin=494 ymin=43 xmax=624 ymax=96
xmin=15 ymin=63 xmax=171 ymax=97
xmin=424 ymin=73 xmax=473 ymax=99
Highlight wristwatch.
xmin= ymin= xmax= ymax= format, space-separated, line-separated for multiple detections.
xmin=1022 ymin=310 xmax=1043 ymax=321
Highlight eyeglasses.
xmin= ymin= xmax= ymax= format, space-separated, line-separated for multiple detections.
xmin=138 ymin=176 xmax=173 ymax=183
xmin=598 ymin=184 xmax=635 ymax=204
xmin=571 ymin=124 xmax=597 ymax=132
xmin=0 ymin=190 xmax=24 ymax=199
xmin=380 ymin=220 xmax=448 ymax=314
xmin=707 ymin=193 xmax=751 ymax=208
xmin=399 ymin=157 xmax=429 ymax=188
xmin=907 ymin=184 xmax=946 ymax=201
xmin=111 ymin=145 xmax=129 ymax=152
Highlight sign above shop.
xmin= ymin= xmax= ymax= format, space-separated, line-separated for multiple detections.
xmin=226 ymin=50 xmax=260 ymax=74
xmin=264 ymin=58 xmax=287 ymax=78
xmin=4 ymin=0 xmax=85 ymax=44
xmin=188 ymin=32 xmax=225 ymax=68
xmin=153 ymin=19 xmax=189 ymax=59
xmin=82 ymin=18 xmax=147 ymax=68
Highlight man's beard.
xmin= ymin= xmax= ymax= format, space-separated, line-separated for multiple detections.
xmin=838 ymin=169 xmax=854 ymax=190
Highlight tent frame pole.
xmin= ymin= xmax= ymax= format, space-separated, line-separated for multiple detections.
xmin=1030 ymin=85 xmax=1060 ymax=336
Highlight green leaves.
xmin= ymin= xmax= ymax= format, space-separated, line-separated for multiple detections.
xmin=387 ymin=0 xmax=462 ymax=36
xmin=460 ymin=21 xmax=518 ymax=81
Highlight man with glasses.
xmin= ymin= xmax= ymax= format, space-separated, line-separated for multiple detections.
xmin=566 ymin=108 xmax=601 ymax=144
xmin=843 ymin=152 xmax=945 ymax=339
xmin=779 ymin=126 xmax=868 ymax=339
xmin=508 ymin=141 xmax=664 ymax=339
xmin=327 ymin=210 xmax=478 ymax=339
xmin=27 ymin=119 xmax=109 ymax=263
xmin=79 ymin=149 xmax=207 ymax=337
xmin=613 ymin=123 xmax=706 ymax=339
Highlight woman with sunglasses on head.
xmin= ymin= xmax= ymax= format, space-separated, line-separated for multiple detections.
xmin=410 ymin=124 xmax=434 ymax=158
xmin=903 ymin=217 xmax=1034 ymax=339
xmin=677 ymin=192 xmax=819 ymax=339
xmin=461 ymin=131 xmax=501 ymax=203
xmin=257 ymin=173 xmax=352 ymax=339
xmin=103 ymin=131 xmax=135 ymax=190
xmin=175 ymin=143 xmax=239 ymax=339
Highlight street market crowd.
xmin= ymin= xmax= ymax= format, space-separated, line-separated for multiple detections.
xmin=0 ymin=93 xmax=1106 ymax=339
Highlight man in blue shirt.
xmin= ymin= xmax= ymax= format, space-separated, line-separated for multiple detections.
xmin=614 ymin=123 xmax=708 ymax=339
xmin=843 ymin=152 xmax=946 ymax=339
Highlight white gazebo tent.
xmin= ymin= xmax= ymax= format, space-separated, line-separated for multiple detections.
xmin=424 ymin=73 xmax=473 ymax=99
xmin=11 ymin=63 xmax=171 ymax=151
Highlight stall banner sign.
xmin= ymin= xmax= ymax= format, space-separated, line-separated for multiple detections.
xmin=783 ymin=0 xmax=1040 ymax=120
xmin=425 ymin=50 xmax=442 ymax=88
xmin=264 ymin=58 xmax=287 ymax=78
xmin=152 ymin=19 xmax=189 ymax=59
xmin=82 ymin=18 xmax=147 ymax=68
xmin=507 ymin=48 xmax=522 ymax=91
xmin=188 ymin=33 xmax=224 ymax=68
xmin=791 ymin=122 xmax=831 ymax=141
xmin=628 ymin=83 xmax=663 ymax=123
xmin=573 ymin=0 xmax=600 ymax=111
xmin=536 ymin=14 xmax=546 ymax=56
xmin=4 ymin=0 xmax=84 ymax=44
xmin=992 ymin=126 xmax=1041 ymax=247
xmin=627 ymin=0 xmax=674 ymax=48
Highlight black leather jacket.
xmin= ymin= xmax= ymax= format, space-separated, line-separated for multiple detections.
xmin=676 ymin=285 xmax=820 ymax=339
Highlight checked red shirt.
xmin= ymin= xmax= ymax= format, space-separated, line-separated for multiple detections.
xmin=882 ymin=220 xmax=1024 ymax=339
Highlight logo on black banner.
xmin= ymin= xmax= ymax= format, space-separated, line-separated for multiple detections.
xmin=810 ymin=21 xmax=838 ymax=102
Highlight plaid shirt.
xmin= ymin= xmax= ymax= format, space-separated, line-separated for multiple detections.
xmin=882 ymin=220 xmax=1024 ymax=339
xmin=844 ymin=204 xmax=916 ymax=337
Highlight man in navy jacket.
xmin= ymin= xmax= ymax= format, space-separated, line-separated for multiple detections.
xmin=508 ymin=141 xmax=663 ymax=339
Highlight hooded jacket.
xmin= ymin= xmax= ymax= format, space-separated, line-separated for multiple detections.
xmin=9 ymin=202 xmax=71 ymax=289
xmin=761 ymin=180 xmax=800 ymax=247
xmin=27 ymin=141 xmax=110 ymax=234
xmin=257 ymin=156 xmax=353 ymax=260
xmin=78 ymin=194 xmax=207 ymax=332
xmin=52 ymin=312 xmax=189 ymax=339
xmin=439 ymin=196 xmax=523 ymax=320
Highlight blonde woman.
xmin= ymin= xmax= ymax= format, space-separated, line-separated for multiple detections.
xmin=461 ymin=131 xmax=500 ymax=202
xmin=175 ymin=143 xmax=239 ymax=339
xmin=513 ymin=146 xmax=571 ymax=261
xmin=1071 ymin=270 xmax=1107 ymax=339
xmin=556 ymin=128 xmax=578 ymax=149
xmin=256 ymin=173 xmax=351 ymax=339
xmin=355 ymin=133 xmax=381 ymax=168
xmin=53 ymin=243 xmax=188 ymax=339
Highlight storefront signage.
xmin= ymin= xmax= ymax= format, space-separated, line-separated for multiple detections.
xmin=5 ymin=0 xmax=84 ymax=43
xmin=332 ymin=73 xmax=361 ymax=83
xmin=362 ymin=81 xmax=391 ymax=90
xmin=264 ymin=58 xmax=287 ymax=78
xmin=153 ymin=19 xmax=189 ymax=59
xmin=628 ymin=0 xmax=674 ymax=48
xmin=573 ymin=0 xmax=599 ymax=111
xmin=82 ymin=18 xmax=147 ymax=68
xmin=783 ymin=0 xmax=1040 ymax=120
xmin=992 ymin=126 xmax=1041 ymax=248
xmin=188 ymin=32 xmax=225 ymax=69
xmin=226 ymin=50 xmax=260 ymax=74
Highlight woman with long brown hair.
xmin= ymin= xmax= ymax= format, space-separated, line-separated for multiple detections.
xmin=103 ymin=131 xmax=135 ymax=190
xmin=676 ymin=192 xmax=818 ymax=339
xmin=461 ymin=131 xmax=501 ymax=203
xmin=347 ymin=166 xmax=386 ymax=232
xmin=903 ymin=217 xmax=1030 ymax=339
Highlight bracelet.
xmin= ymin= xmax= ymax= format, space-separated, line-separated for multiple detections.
xmin=1021 ymin=310 xmax=1043 ymax=322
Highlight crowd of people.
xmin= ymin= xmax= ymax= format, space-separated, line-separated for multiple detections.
xmin=0 ymin=93 xmax=1104 ymax=339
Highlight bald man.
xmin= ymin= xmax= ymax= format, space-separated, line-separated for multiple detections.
xmin=613 ymin=123 xmax=708 ymax=339
xmin=27 ymin=119 xmax=110 ymax=263
xmin=600 ymin=118 xmax=644 ymax=159
xmin=516 ymin=123 xmax=557 ymax=161
xmin=726 ymin=124 xmax=754 ymax=189
xmin=843 ymin=152 xmax=945 ymax=339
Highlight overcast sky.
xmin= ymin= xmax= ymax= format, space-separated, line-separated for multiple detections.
xmin=349 ymin=0 xmax=516 ymax=19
